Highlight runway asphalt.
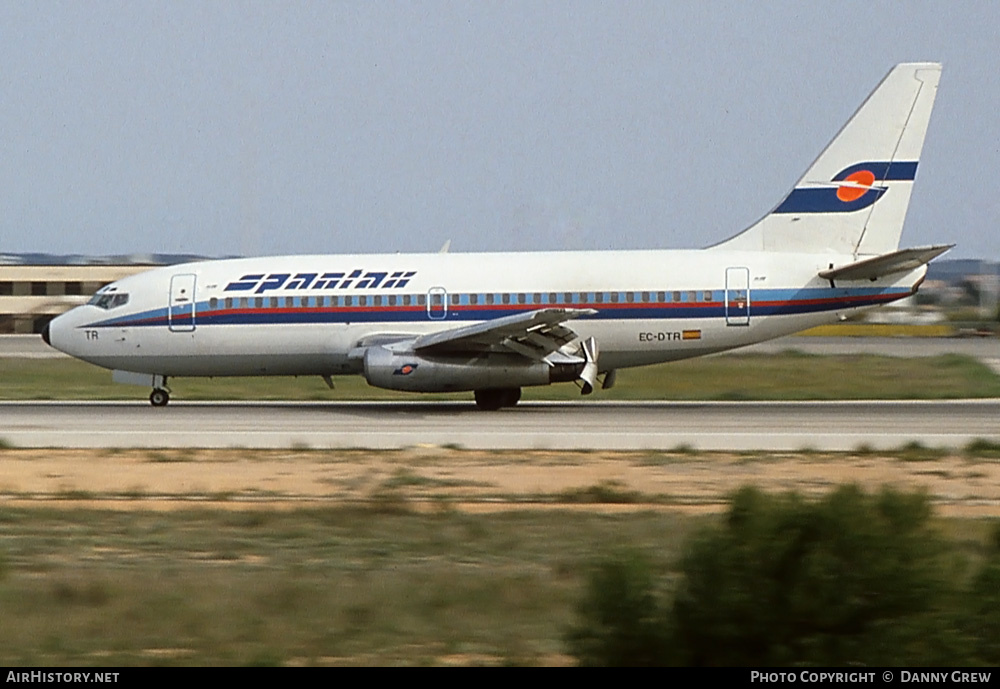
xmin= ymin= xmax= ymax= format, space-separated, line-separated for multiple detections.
xmin=3 ymin=334 xmax=998 ymax=451
xmin=2 ymin=399 xmax=997 ymax=451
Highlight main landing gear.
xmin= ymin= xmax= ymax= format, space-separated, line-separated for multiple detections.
xmin=474 ymin=387 xmax=521 ymax=411
xmin=149 ymin=375 xmax=170 ymax=407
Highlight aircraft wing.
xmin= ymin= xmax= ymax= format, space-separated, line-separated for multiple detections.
xmin=819 ymin=244 xmax=954 ymax=282
xmin=413 ymin=307 xmax=597 ymax=361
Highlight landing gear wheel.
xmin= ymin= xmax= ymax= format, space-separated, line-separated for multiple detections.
xmin=150 ymin=389 xmax=170 ymax=407
xmin=474 ymin=387 xmax=521 ymax=411
xmin=474 ymin=389 xmax=504 ymax=411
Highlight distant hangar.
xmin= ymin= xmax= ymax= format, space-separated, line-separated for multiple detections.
xmin=0 ymin=254 xmax=208 ymax=334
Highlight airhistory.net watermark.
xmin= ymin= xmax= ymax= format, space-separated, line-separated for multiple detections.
xmin=6 ymin=672 xmax=119 ymax=684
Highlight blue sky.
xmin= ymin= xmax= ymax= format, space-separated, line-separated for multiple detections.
xmin=2 ymin=2 xmax=997 ymax=259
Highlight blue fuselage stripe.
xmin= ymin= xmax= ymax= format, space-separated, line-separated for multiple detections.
xmin=83 ymin=287 xmax=911 ymax=329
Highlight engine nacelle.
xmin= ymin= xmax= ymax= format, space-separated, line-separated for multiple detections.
xmin=362 ymin=346 xmax=582 ymax=392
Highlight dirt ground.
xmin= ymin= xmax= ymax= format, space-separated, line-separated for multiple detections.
xmin=2 ymin=447 xmax=999 ymax=517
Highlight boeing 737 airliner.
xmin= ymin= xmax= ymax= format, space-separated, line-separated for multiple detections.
xmin=44 ymin=63 xmax=949 ymax=410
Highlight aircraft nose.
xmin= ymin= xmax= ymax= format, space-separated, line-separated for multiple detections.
xmin=41 ymin=311 xmax=84 ymax=359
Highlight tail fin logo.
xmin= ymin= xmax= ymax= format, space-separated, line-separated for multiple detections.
xmin=774 ymin=161 xmax=917 ymax=215
xmin=836 ymin=169 xmax=876 ymax=202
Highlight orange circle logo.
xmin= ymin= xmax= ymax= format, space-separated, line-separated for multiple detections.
xmin=837 ymin=170 xmax=876 ymax=202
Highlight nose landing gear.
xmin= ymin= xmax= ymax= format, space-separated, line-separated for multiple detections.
xmin=150 ymin=388 xmax=170 ymax=407
xmin=149 ymin=375 xmax=170 ymax=407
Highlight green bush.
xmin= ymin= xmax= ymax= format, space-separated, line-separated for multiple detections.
xmin=963 ymin=522 xmax=1000 ymax=665
xmin=565 ymin=550 xmax=670 ymax=666
xmin=568 ymin=485 xmax=988 ymax=666
xmin=966 ymin=558 xmax=1000 ymax=665
xmin=672 ymin=485 xmax=965 ymax=665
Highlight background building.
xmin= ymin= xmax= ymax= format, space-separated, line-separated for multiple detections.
xmin=0 ymin=254 xmax=206 ymax=334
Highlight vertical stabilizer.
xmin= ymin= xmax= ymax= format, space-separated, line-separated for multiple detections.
xmin=713 ymin=63 xmax=941 ymax=256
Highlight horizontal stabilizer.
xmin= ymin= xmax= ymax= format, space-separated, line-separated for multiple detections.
xmin=819 ymin=244 xmax=953 ymax=281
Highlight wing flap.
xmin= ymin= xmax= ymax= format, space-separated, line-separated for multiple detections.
xmin=413 ymin=307 xmax=596 ymax=357
xmin=819 ymin=244 xmax=953 ymax=281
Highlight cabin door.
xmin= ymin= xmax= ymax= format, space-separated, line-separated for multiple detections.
xmin=168 ymin=274 xmax=197 ymax=332
xmin=725 ymin=267 xmax=750 ymax=326
xmin=427 ymin=286 xmax=448 ymax=320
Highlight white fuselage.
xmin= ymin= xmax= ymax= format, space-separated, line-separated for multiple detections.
xmin=45 ymin=248 xmax=921 ymax=382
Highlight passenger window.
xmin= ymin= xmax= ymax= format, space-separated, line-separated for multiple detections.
xmin=688 ymin=291 xmax=697 ymax=303
xmin=703 ymin=291 xmax=712 ymax=302
xmin=672 ymin=291 xmax=681 ymax=303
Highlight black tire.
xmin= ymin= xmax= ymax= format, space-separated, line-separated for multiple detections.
xmin=501 ymin=387 xmax=522 ymax=407
xmin=474 ymin=389 xmax=505 ymax=411
xmin=150 ymin=389 xmax=170 ymax=407
xmin=474 ymin=388 xmax=520 ymax=411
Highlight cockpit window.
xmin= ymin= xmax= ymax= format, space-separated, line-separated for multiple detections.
xmin=88 ymin=293 xmax=130 ymax=310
